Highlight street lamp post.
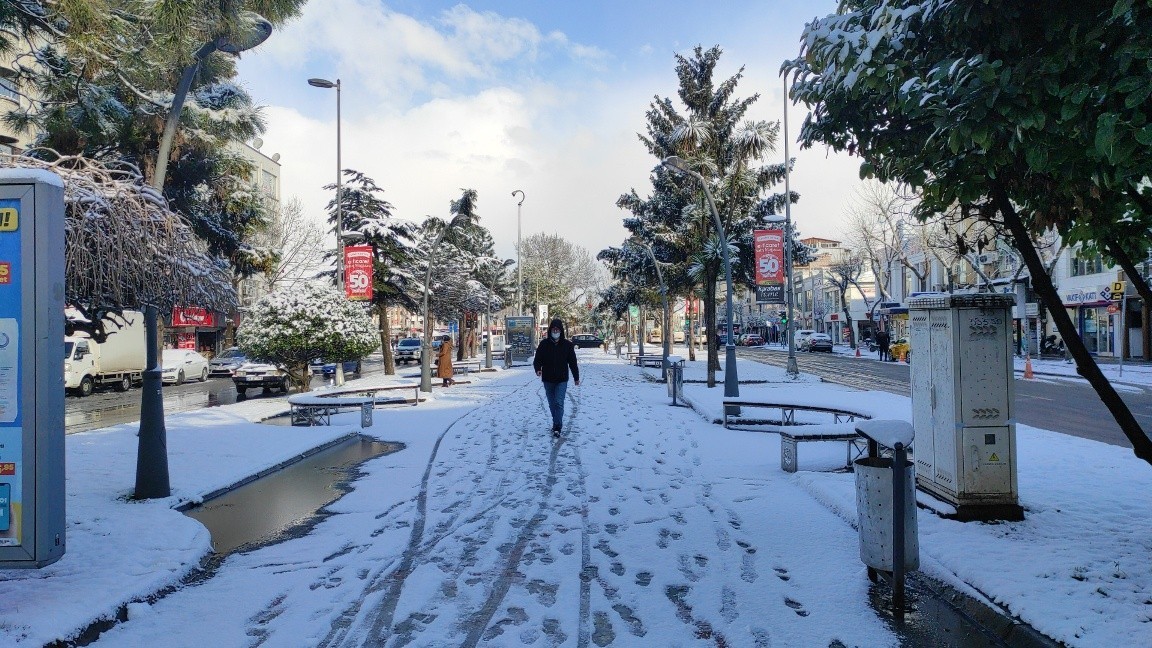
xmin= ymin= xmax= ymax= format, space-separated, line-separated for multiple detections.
xmin=661 ymin=156 xmax=740 ymax=411
xmin=639 ymin=242 xmax=671 ymax=381
xmin=308 ymin=77 xmax=344 ymax=287
xmin=140 ymin=16 xmax=271 ymax=500
xmin=782 ymin=77 xmax=800 ymax=379
xmin=512 ymin=190 xmax=525 ymax=315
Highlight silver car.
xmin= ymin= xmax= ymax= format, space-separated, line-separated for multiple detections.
xmin=395 ymin=338 xmax=422 ymax=364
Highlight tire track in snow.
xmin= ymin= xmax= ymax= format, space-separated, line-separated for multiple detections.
xmin=317 ymin=377 xmax=538 ymax=647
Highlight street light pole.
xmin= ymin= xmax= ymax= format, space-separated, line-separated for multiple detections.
xmin=308 ymin=77 xmax=344 ymax=288
xmin=140 ymin=18 xmax=272 ymax=500
xmin=512 ymin=190 xmax=525 ymax=315
xmin=661 ymin=156 xmax=740 ymax=411
xmin=640 ymin=242 xmax=671 ymax=382
xmin=782 ymin=76 xmax=799 ymax=379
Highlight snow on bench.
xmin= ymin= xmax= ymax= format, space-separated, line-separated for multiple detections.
xmin=287 ymin=384 xmax=420 ymax=426
xmin=722 ymin=398 xmax=872 ymax=473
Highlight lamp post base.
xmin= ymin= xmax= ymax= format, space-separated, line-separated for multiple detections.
xmin=723 ymin=344 xmax=740 ymax=416
xmin=786 ymin=355 xmax=799 ymax=379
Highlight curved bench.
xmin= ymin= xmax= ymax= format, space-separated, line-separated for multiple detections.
xmin=722 ymin=398 xmax=873 ymax=473
xmin=288 ymin=384 xmax=420 ymax=426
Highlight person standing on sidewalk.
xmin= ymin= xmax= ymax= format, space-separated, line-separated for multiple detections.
xmin=876 ymin=329 xmax=890 ymax=362
xmin=534 ymin=318 xmax=580 ymax=437
xmin=436 ymin=335 xmax=455 ymax=387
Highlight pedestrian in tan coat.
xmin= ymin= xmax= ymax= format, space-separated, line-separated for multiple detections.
xmin=436 ymin=336 xmax=455 ymax=386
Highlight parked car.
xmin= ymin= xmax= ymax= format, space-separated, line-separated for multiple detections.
xmin=395 ymin=337 xmax=422 ymax=364
xmin=309 ymin=358 xmax=362 ymax=378
xmin=740 ymin=333 xmax=764 ymax=346
xmin=794 ymin=329 xmax=817 ymax=350
xmin=232 ymin=362 xmax=289 ymax=396
xmin=571 ymin=334 xmax=605 ymax=349
xmin=806 ymin=333 xmax=834 ymax=353
xmin=161 ymin=349 xmax=209 ymax=385
xmin=673 ymin=331 xmax=685 ymax=344
xmin=209 ymin=347 xmax=248 ymax=377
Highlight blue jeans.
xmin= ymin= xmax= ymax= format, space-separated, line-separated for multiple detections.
xmin=542 ymin=381 xmax=568 ymax=428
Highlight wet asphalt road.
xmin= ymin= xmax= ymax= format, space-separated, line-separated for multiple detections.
xmin=739 ymin=346 xmax=1152 ymax=450
xmin=64 ymin=355 xmax=389 ymax=434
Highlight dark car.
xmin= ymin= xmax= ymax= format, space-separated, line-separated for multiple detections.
xmin=310 ymin=358 xmax=362 ymax=378
xmin=807 ymin=333 xmax=834 ymax=352
xmin=571 ymin=334 xmax=604 ymax=349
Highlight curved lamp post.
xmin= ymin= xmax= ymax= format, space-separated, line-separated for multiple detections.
xmin=511 ymin=190 xmax=525 ymax=315
xmin=140 ymin=15 xmax=272 ymax=500
xmin=661 ymin=155 xmax=740 ymax=412
xmin=307 ymin=77 xmax=344 ymax=288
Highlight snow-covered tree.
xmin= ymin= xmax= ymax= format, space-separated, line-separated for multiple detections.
xmin=323 ymin=170 xmax=419 ymax=374
xmin=237 ymin=282 xmax=379 ymax=392
xmin=0 ymin=153 xmax=236 ymax=339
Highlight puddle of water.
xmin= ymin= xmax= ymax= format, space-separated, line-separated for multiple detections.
xmin=869 ymin=573 xmax=1059 ymax=648
xmin=183 ymin=437 xmax=400 ymax=555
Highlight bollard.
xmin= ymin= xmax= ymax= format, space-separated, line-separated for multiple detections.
xmin=360 ymin=402 xmax=373 ymax=428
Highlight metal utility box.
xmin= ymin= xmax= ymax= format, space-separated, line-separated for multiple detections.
xmin=908 ymin=294 xmax=1023 ymax=521
xmin=0 ymin=169 xmax=67 ymax=567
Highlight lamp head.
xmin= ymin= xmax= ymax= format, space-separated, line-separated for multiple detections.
xmin=216 ymin=13 xmax=272 ymax=54
xmin=662 ymin=155 xmax=689 ymax=172
xmin=308 ymin=78 xmax=337 ymax=89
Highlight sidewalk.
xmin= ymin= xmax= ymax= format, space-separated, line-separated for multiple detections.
xmin=0 ymin=351 xmax=1148 ymax=646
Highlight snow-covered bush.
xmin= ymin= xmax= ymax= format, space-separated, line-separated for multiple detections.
xmin=237 ymin=282 xmax=379 ymax=391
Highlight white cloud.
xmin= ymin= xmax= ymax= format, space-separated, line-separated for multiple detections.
xmin=241 ymin=2 xmax=862 ymax=267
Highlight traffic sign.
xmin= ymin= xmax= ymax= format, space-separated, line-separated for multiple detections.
xmin=1112 ymin=281 xmax=1125 ymax=300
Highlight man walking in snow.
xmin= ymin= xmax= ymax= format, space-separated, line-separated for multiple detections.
xmin=534 ymin=318 xmax=580 ymax=437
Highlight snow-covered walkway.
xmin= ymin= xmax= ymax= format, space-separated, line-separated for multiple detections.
xmin=90 ymin=353 xmax=897 ymax=647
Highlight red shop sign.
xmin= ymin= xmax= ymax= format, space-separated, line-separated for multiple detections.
xmin=172 ymin=307 xmax=216 ymax=328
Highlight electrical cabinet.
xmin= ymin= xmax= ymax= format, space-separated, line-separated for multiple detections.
xmin=908 ymin=294 xmax=1023 ymax=521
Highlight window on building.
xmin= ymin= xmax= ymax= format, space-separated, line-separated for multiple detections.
xmin=1071 ymin=250 xmax=1105 ymax=276
xmin=0 ymin=73 xmax=17 ymax=101
xmin=260 ymin=170 xmax=276 ymax=196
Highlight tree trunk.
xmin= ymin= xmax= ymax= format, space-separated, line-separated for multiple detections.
xmin=994 ymin=187 xmax=1152 ymax=465
xmin=687 ymin=298 xmax=696 ymax=362
xmin=291 ymin=362 xmax=313 ymax=393
xmin=378 ymin=303 xmax=395 ymax=375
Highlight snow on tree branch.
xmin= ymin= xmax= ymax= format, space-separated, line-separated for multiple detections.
xmin=0 ymin=152 xmax=237 ymax=314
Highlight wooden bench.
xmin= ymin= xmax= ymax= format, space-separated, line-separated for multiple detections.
xmin=722 ymin=399 xmax=871 ymax=473
xmin=288 ymin=384 xmax=420 ymax=426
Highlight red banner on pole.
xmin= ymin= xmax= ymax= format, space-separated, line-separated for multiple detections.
xmin=753 ymin=229 xmax=785 ymax=304
xmin=344 ymin=245 xmax=374 ymax=301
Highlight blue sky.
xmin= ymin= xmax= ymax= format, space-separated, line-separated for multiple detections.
xmin=236 ymin=0 xmax=860 ymax=262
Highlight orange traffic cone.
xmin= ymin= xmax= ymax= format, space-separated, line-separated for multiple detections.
xmin=1024 ymin=355 xmax=1034 ymax=379
xmin=855 ymin=346 xmax=862 ymax=357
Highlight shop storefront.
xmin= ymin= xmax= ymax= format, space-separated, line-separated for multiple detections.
xmin=167 ymin=307 xmax=226 ymax=357
xmin=1061 ymin=286 xmax=1114 ymax=356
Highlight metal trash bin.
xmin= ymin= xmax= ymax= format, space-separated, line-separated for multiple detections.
xmin=666 ymin=359 xmax=684 ymax=405
xmin=854 ymin=456 xmax=919 ymax=572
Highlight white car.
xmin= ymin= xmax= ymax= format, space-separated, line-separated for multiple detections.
xmin=793 ymin=329 xmax=817 ymax=350
xmin=161 ymin=349 xmax=209 ymax=385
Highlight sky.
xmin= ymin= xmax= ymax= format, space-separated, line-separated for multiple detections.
xmin=235 ymin=0 xmax=863 ymax=263
xmin=4 ymin=350 xmax=1151 ymax=646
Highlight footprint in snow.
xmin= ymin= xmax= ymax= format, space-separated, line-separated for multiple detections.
xmin=785 ymin=597 xmax=810 ymax=617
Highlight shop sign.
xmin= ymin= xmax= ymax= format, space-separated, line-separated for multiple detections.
xmin=172 ymin=307 xmax=216 ymax=328
xmin=177 ymin=332 xmax=197 ymax=349
xmin=1061 ymin=287 xmax=1109 ymax=306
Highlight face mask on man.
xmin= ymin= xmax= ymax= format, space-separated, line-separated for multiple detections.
xmin=551 ymin=330 xmax=560 ymax=340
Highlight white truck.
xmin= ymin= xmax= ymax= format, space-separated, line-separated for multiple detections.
xmin=65 ymin=310 xmax=147 ymax=396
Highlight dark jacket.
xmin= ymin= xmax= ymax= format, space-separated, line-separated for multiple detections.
xmin=534 ymin=318 xmax=580 ymax=383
